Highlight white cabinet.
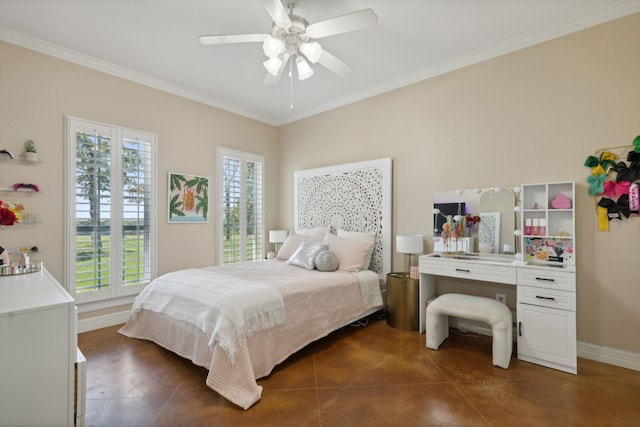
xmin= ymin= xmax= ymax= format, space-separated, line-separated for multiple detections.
xmin=517 ymin=299 xmax=577 ymax=373
xmin=517 ymin=181 xmax=576 ymax=374
xmin=0 ymin=269 xmax=78 ymax=427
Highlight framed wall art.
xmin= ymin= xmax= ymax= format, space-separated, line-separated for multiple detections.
xmin=168 ymin=172 xmax=209 ymax=223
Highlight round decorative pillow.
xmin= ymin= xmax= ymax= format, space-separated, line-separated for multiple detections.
xmin=314 ymin=250 xmax=339 ymax=272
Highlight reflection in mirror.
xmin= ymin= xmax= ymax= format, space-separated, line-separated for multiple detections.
xmin=433 ymin=187 xmax=518 ymax=254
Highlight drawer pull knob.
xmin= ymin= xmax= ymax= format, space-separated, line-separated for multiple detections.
xmin=455 ymin=268 xmax=471 ymax=273
xmin=535 ymin=277 xmax=555 ymax=282
xmin=535 ymin=295 xmax=556 ymax=301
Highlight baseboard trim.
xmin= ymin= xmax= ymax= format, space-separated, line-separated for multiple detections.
xmin=78 ymin=310 xmax=130 ymax=333
xmin=577 ymin=341 xmax=640 ymax=372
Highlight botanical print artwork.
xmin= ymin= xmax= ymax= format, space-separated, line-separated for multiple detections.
xmin=168 ymin=173 xmax=209 ymax=223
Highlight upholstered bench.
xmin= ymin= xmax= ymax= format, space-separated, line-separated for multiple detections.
xmin=426 ymin=293 xmax=513 ymax=369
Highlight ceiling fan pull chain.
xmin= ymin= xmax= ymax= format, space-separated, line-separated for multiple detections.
xmin=289 ymin=58 xmax=294 ymax=111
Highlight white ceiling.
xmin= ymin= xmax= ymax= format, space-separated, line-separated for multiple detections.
xmin=1 ymin=0 xmax=639 ymax=126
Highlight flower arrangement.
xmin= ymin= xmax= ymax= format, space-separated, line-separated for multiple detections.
xmin=466 ymin=215 xmax=481 ymax=226
xmin=0 ymin=200 xmax=19 ymax=226
xmin=440 ymin=213 xmax=481 ymax=242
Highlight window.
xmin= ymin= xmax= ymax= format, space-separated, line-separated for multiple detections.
xmin=65 ymin=117 xmax=156 ymax=304
xmin=217 ymin=148 xmax=264 ymax=264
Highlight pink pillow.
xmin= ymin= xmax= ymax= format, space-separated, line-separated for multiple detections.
xmin=322 ymin=233 xmax=375 ymax=272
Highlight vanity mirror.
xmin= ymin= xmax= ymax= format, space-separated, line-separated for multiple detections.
xmin=433 ymin=187 xmax=519 ymax=254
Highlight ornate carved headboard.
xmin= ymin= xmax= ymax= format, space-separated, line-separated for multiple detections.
xmin=294 ymin=158 xmax=392 ymax=278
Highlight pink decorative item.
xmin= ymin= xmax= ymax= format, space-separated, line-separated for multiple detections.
xmin=550 ymin=194 xmax=572 ymax=209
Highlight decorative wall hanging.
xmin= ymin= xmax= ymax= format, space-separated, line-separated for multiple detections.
xmin=168 ymin=173 xmax=209 ymax=223
xmin=584 ymin=135 xmax=640 ymax=231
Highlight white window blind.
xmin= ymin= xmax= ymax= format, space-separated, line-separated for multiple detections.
xmin=65 ymin=117 xmax=156 ymax=303
xmin=218 ymin=148 xmax=264 ymax=265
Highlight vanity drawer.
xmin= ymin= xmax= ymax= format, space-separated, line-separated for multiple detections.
xmin=420 ymin=258 xmax=517 ymax=285
xmin=517 ymin=268 xmax=575 ymax=292
xmin=518 ymin=285 xmax=576 ymax=311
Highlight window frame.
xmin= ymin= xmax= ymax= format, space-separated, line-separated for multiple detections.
xmin=216 ymin=147 xmax=265 ymax=265
xmin=64 ymin=116 xmax=157 ymax=307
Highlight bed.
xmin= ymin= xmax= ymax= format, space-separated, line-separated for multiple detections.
xmin=119 ymin=158 xmax=392 ymax=409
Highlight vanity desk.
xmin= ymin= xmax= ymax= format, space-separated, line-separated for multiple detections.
xmin=422 ymin=181 xmax=577 ymax=374
xmin=419 ymin=253 xmax=576 ymax=374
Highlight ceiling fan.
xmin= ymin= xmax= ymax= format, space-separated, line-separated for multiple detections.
xmin=198 ymin=0 xmax=378 ymax=85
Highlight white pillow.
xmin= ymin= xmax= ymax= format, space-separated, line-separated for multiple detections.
xmin=295 ymin=227 xmax=329 ymax=236
xmin=322 ymin=232 xmax=375 ymax=272
xmin=286 ymin=241 xmax=329 ymax=270
xmin=276 ymin=231 xmax=323 ymax=260
xmin=337 ymin=229 xmax=376 ymax=270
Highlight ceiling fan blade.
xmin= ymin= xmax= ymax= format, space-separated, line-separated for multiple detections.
xmin=317 ymin=50 xmax=352 ymax=78
xmin=305 ymin=9 xmax=377 ymax=39
xmin=198 ymin=34 xmax=268 ymax=45
xmin=262 ymin=0 xmax=292 ymax=29
xmin=264 ymin=54 xmax=290 ymax=85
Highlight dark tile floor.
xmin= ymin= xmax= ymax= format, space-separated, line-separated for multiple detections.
xmin=78 ymin=314 xmax=640 ymax=426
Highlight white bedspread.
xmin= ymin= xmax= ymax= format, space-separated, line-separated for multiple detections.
xmin=129 ymin=268 xmax=286 ymax=363
xmin=120 ymin=260 xmax=383 ymax=409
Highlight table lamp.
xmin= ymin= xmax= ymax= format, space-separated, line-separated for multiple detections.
xmin=396 ymin=234 xmax=424 ymax=273
xmin=269 ymin=230 xmax=288 ymax=254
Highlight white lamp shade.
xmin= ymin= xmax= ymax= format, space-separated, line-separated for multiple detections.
xmin=269 ymin=230 xmax=288 ymax=244
xmin=262 ymin=36 xmax=285 ymax=58
xmin=396 ymin=234 xmax=424 ymax=254
xmin=295 ymin=56 xmax=314 ymax=80
xmin=299 ymin=42 xmax=322 ymax=63
xmin=263 ymin=56 xmax=283 ymax=76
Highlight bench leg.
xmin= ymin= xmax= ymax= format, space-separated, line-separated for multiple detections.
xmin=491 ymin=324 xmax=513 ymax=369
xmin=426 ymin=311 xmax=449 ymax=350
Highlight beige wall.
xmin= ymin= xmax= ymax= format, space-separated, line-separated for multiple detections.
xmin=1 ymin=13 xmax=639 ymax=355
xmin=278 ymin=13 xmax=640 ymax=353
xmin=0 ymin=40 xmax=279 ymax=282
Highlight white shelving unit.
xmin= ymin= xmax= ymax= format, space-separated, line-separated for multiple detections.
xmin=520 ymin=182 xmax=575 ymax=267
xmin=517 ymin=181 xmax=576 ymax=374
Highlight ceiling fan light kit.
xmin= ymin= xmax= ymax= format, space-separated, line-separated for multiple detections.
xmin=299 ymin=41 xmax=321 ymax=63
xmin=199 ymin=0 xmax=378 ymax=84
xmin=295 ymin=56 xmax=313 ymax=80
xmin=262 ymin=36 xmax=285 ymax=58
xmin=263 ymin=56 xmax=284 ymax=76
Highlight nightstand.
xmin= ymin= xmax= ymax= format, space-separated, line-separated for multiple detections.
xmin=386 ymin=272 xmax=419 ymax=330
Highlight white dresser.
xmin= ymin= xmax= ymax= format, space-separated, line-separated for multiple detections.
xmin=0 ymin=269 xmax=79 ymax=427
